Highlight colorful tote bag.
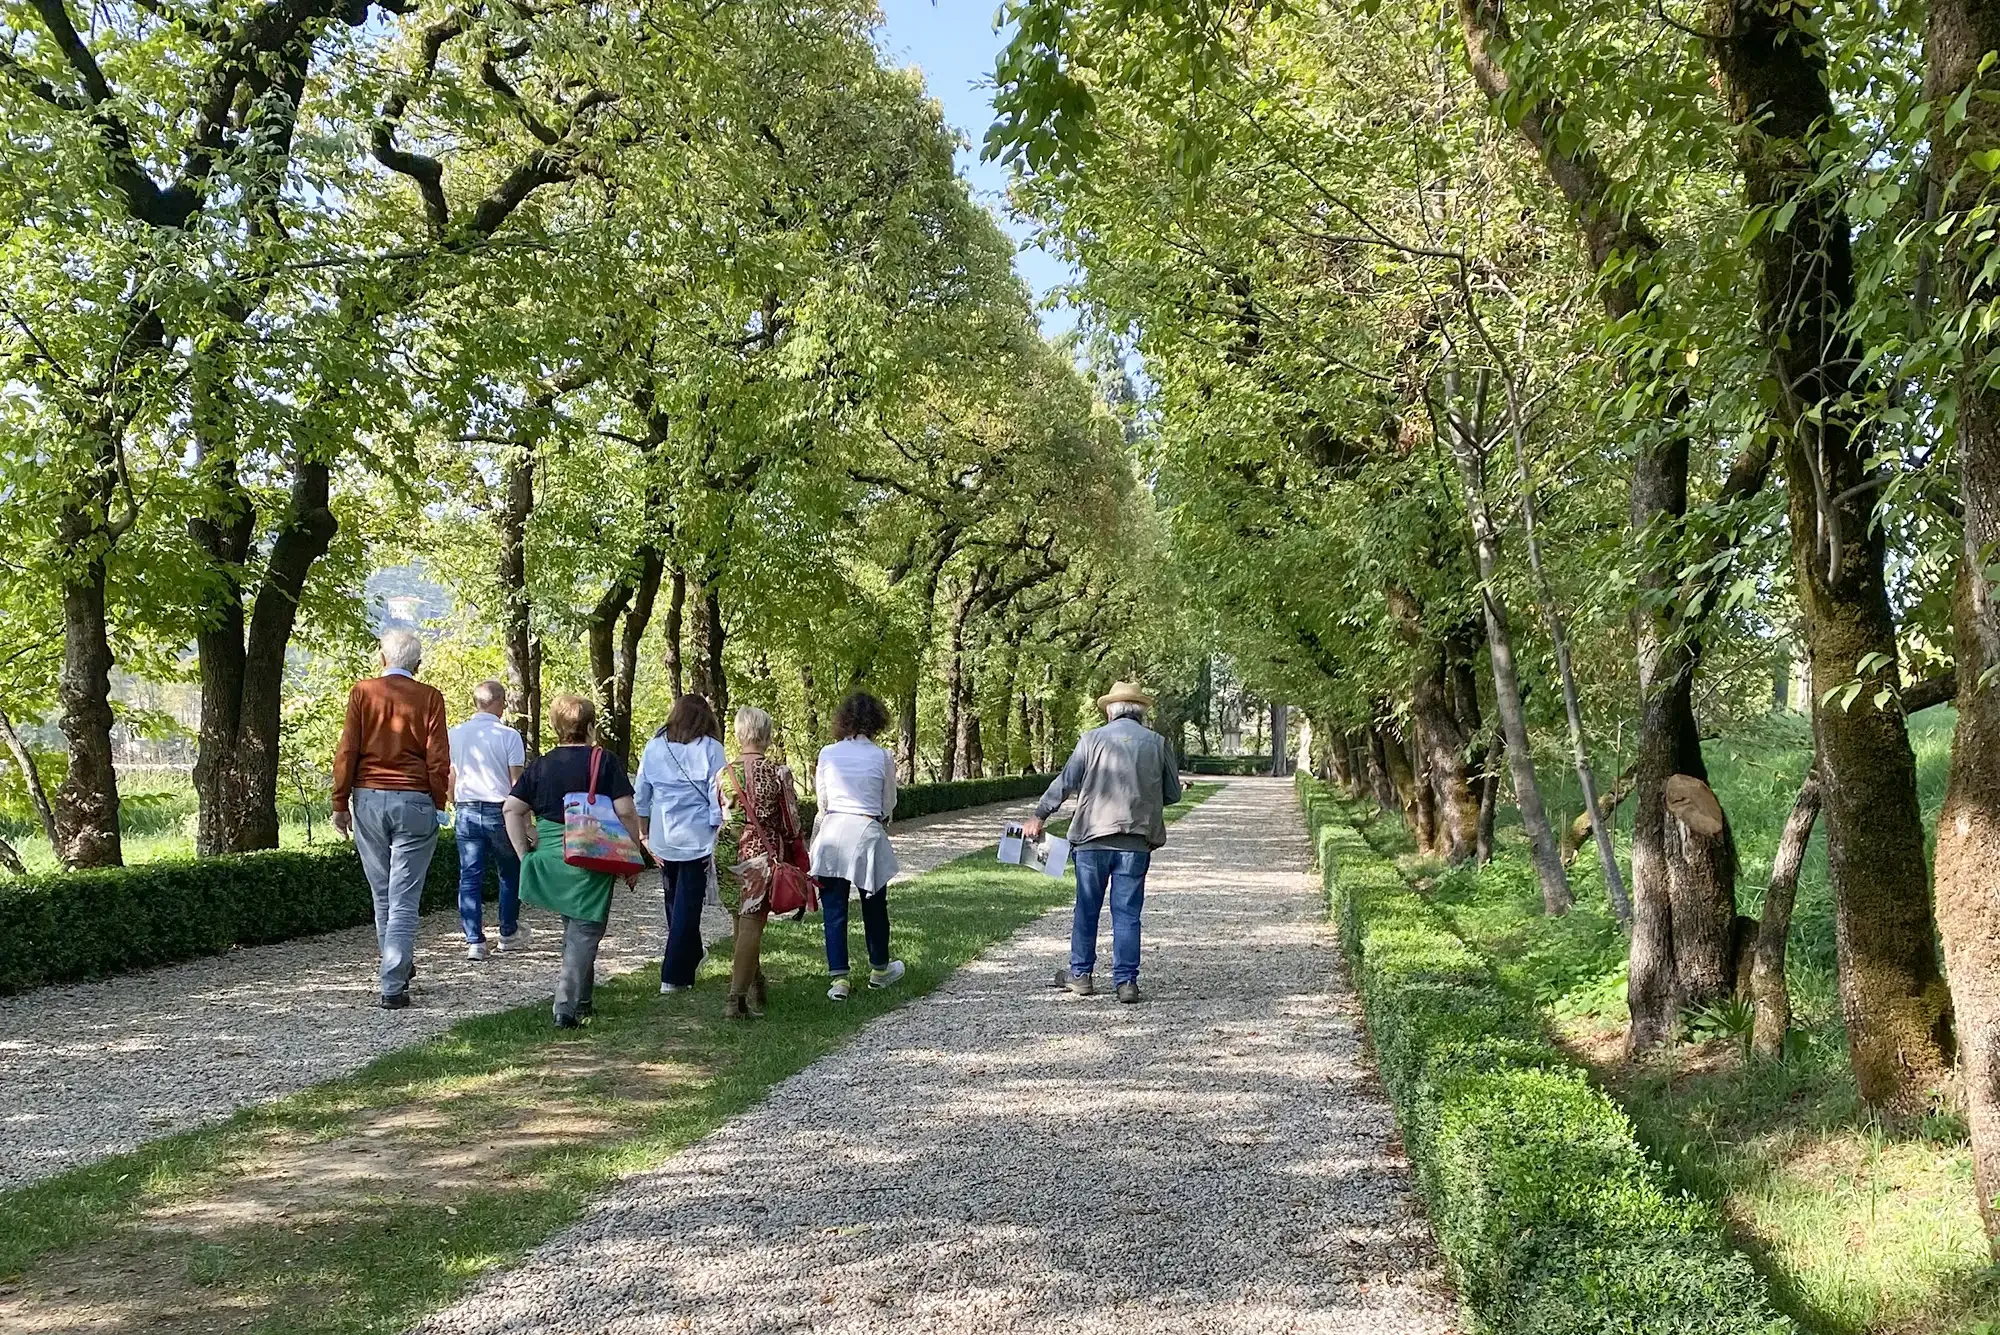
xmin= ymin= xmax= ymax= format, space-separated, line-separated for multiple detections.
xmin=563 ymin=748 xmax=651 ymax=876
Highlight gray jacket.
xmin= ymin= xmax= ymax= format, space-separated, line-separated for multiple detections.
xmin=1035 ymin=718 xmax=1184 ymax=849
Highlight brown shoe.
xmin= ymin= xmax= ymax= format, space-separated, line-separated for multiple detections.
xmin=749 ymin=971 xmax=768 ymax=1015
xmin=1052 ymin=967 xmax=1095 ymax=997
xmin=723 ymin=994 xmax=750 ymax=1019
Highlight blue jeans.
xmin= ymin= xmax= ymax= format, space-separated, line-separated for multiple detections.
xmin=352 ymin=788 xmax=440 ymax=997
xmin=455 ymin=801 xmax=520 ymax=943
xmin=820 ymin=877 xmax=890 ymax=976
xmin=1071 ymin=845 xmax=1151 ymax=985
xmin=661 ymin=857 xmax=711 ymax=986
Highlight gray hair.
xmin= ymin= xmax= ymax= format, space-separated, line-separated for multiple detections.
xmin=734 ymin=705 xmax=774 ymax=751
xmin=380 ymin=629 xmax=424 ymax=672
xmin=472 ymin=679 xmax=507 ymax=713
xmin=1106 ymin=700 xmax=1147 ymax=722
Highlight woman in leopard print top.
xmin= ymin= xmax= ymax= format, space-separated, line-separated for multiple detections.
xmin=718 ymin=705 xmax=802 ymax=1019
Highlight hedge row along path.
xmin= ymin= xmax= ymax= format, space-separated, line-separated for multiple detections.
xmin=414 ymin=777 xmax=1450 ymax=1335
xmin=0 ymin=797 xmax=1039 ymax=1190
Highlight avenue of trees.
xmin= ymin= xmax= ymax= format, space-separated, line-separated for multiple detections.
xmin=0 ymin=1 xmax=1172 ymax=874
xmin=989 ymin=0 xmax=2000 ymax=1251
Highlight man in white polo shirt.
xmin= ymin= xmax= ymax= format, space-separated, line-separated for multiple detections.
xmin=449 ymin=680 xmax=527 ymax=960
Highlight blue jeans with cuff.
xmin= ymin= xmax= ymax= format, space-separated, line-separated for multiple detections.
xmin=455 ymin=800 xmax=521 ymax=943
xmin=820 ymin=876 xmax=890 ymax=976
xmin=1071 ymin=845 xmax=1151 ymax=985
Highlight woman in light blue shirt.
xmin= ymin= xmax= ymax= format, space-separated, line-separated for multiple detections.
xmin=634 ymin=694 xmax=726 ymax=994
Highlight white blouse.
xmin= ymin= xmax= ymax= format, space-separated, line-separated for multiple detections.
xmin=810 ymin=738 xmax=899 ymax=891
xmin=814 ymin=738 xmax=898 ymax=821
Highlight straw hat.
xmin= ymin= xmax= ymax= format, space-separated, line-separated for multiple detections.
xmin=1096 ymin=681 xmax=1154 ymax=711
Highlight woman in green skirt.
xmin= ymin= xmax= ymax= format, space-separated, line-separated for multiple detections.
xmin=503 ymin=694 xmax=639 ymax=1027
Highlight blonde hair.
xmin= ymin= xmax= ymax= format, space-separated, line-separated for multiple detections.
xmin=550 ymin=694 xmax=596 ymax=745
xmin=734 ymin=705 xmax=774 ymax=751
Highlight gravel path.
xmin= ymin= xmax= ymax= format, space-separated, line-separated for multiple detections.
xmin=418 ymin=777 xmax=1454 ymax=1335
xmin=0 ymin=797 xmax=1035 ymax=1190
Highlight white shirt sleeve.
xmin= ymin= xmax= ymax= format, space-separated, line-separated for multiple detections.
xmin=707 ymin=738 xmax=726 ymax=830
xmin=508 ymin=728 xmax=526 ymax=767
xmin=633 ymin=739 xmax=656 ymax=818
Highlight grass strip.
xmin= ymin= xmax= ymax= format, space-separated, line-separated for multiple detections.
xmin=0 ymin=783 xmax=1218 ymax=1335
xmin=1296 ymin=775 xmax=1793 ymax=1335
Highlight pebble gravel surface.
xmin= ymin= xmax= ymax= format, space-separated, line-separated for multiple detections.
xmin=0 ymin=798 xmax=1035 ymax=1190
xmin=416 ymin=777 xmax=1454 ymax=1335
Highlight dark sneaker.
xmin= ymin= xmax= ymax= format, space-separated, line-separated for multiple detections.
xmin=576 ymin=1001 xmax=594 ymax=1021
xmin=1053 ymin=967 xmax=1095 ymax=997
xmin=1116 ymin=981 xmax=1142 ymax=1005
xmin=554 ymin=1013 xmax=581 ymax=1029
xmin=380 ymin=992 xmax=411 ymax=1010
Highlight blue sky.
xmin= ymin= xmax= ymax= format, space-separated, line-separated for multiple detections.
xmin=872 ymin=0 xmax=1078 ymax=335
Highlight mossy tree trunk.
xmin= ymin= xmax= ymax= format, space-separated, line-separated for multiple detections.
xmin=1927 ymin=0 xmax=2000 ymax=1247
xmin=1710 ymin=0 xmax=1952 ymax=1110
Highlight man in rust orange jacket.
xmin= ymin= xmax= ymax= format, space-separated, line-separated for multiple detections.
xmin=333 ymin=629 xmax=452 ymax=1008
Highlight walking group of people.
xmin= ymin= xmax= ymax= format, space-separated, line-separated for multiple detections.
xmin=331 ymin=630 xmax=909 ymax=1022
xmin=332 ymin=629 xmax=1182 ymax=1023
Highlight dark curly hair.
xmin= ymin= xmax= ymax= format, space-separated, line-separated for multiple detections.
xmin=832 ymin=691 xmax=891 ymax=741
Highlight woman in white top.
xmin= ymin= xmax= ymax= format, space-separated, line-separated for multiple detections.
xmin=811 ymin=691 xmax=904 ymax=1001
xmin=633 ymin=694 xmax=726 ymax=994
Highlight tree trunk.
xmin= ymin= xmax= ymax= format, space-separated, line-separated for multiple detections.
xmin=1926 ymin=0 xmax=2000 ymax=1245
xmin=663 ymin=567 xmax=686 ymax=700
xmin=499 ymin=441 xmax=539 ymax=753
xmin=1368 ymin=723 xmax=1404 ymax=818
xmin=1391 ymin=589 xmax=1480 ymax=862
xmin=0 ymin=711 xmax=60 ymax=850
xmin=898 ymin=683 xmax=920 ymax=785
xmin=941 ymin=588 xmax=974 ymax=783
xmin=688 ymin=578 xmax=727 ymax=719
xmin=1711 ymin=1 xmax=1953 ymax=1110
xmin=54 ymin=447 xmax=123 ymax=869
xmin=587 ymin=548 xmax=664 ymax=765
xmin=1477 ymin=725 xmax=1505 ymax=865
xmin=1328 ymin=731 xmax=1356 ymax=793
xmin=1754 ymin=765 xmax=1821 ymax=1061
xmin=1270 ymin=702 xmax=1289 ymax=776
xmin=801 ymin=663 xmax=822 ymax=780
xmin=1441 ymin=381 xmax=1572 ymax=908
xmin=193 ymin=460 xmax=338 ymax=854
xmin=1662 ymin=776 xmax=1741 ymax=1011
xmin=1456 ymin=0 xmax=1737 ymax=1046
xmin=0 ymin=834 xmax=24 ymax=876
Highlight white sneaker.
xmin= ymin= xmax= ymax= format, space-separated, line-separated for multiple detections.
xmin=661 ymin=983 xmax=691 ymax=995
xmin=827 ymin=977 xmax=851 ymax=1002
xmin=466 ymin=941 xmax=489 ymax=961
xmin=497 ymin=927 xmax=528 ymax=953
xmin=868 ymin=960 xmax=906 ymax=990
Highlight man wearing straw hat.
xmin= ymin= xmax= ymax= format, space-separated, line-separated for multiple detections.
xmin=1023 ymin=681 xmax=1183 ymax=1004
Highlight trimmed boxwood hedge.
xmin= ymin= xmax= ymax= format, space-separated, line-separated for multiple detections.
xmin=1296 ymin=776 xmax=1794 ymax=1335
xmin=1183 ymin=753 xmax=1275 ymax=775
xmin=0 ymin=773 xmax=1053 ymax=996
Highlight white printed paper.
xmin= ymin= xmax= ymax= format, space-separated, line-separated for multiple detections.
xmin=997 ymin=823 xmax=1026 ymax=865
xmin=1039 ymin=835 xmax=1071 ymax=878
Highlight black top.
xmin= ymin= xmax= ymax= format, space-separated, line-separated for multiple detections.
xmin=511 ymin=745 xmax=634 ymax=824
